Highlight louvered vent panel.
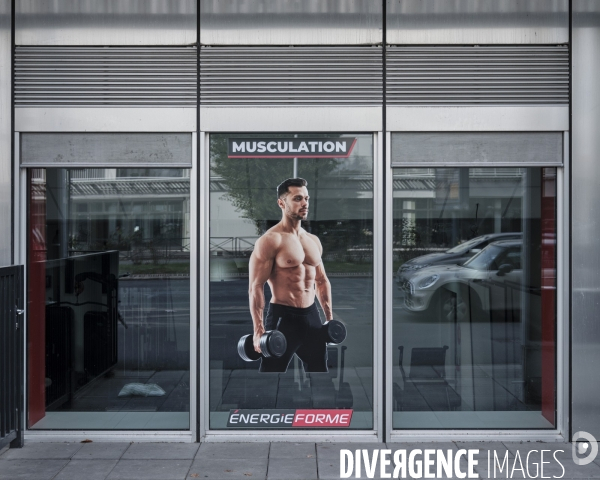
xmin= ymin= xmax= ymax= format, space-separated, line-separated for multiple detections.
xmin=15 ymin=47 xmax=197 ymax=107
xmin=200 ymin=47 xmax=382 ymax=105
xmin=386 ymin=46 xmax=569 ymax=105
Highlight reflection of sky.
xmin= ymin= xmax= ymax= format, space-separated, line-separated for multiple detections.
xmin=329 ymin=155 xmax=373 ymax=176
xmin=329 ymin=135 xmax=373 ymax=176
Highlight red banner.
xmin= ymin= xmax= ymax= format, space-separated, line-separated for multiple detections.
xmin=292 ymin=409 xmax=353 ymax=427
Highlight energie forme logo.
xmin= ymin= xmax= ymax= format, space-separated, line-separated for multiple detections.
xmin=227 ymin=409 xmax=353 ymax=428
xmin=338 ymin=432 xmax=599 ymax=479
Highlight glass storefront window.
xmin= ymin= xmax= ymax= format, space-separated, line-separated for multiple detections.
xmin=209 ymin=134 xmax=374 ymax=430
xmin=392 ymin=167 xmax=557 ymax=429
xmin=23 ymin=134 xmax=561 ymax=435
xmin=27 ymin=168 xmax=191 ymax=430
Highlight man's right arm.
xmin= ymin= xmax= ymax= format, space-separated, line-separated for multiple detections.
xmin=248 ymin=234 xmax=278 ymax=353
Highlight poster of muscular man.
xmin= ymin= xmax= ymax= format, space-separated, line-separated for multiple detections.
xmin=241 ymin=178 xmax=346 ymax=373
xmin=209 ymin=134 xmax=374 ymax=429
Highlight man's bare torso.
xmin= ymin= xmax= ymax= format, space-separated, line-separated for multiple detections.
xmin=263 ymin=225 xmax=322 ymax=308
xmin=248 ymin=183 xmax=332 ymax=352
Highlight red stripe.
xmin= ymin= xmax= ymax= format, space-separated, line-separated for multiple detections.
xmin=292 ymin=409 xmax=353 ymax=427
xmin=228 ymin=154 xmax=347 ymax=158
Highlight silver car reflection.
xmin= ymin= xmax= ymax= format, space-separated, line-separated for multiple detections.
xmin=398 ymin=240 xmax=524 ymax=317
xmin=396 ymin=232 xmax=522 ymax=279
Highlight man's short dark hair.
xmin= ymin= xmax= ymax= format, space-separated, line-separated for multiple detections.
xmin=277 ymin=178 xmax=308 ymax=199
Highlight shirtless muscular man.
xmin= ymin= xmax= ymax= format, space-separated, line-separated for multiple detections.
xmin=248 ymin=178 xmax=333 ymax=373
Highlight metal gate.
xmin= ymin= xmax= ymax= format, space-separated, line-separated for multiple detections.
xmin=0 ymin=265 xmax=24 ymax=449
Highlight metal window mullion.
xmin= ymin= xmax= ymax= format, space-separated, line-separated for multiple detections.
xmin=1 ymin=274 xmax=6 ymax=438
xmin=8 ymin=273 xmax=14 ymax=434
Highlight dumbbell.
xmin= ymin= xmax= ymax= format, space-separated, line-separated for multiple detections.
xmin=322 ymin=320 xmax=347 ymax=344
xmin=237 ymin=330 xmax=287 ymax=362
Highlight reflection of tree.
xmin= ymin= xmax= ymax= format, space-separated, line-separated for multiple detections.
xmin=210 ymin=136 xmax=341 ymax=234
xmin=401 ymin=218 xmax=420 ymax=247
xmin=393 ymin=219 xmax=426 ymax=266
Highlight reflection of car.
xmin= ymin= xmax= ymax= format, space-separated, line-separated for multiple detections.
xmin=396 ymin=232 xmax=522 ymax=284
xmin=398 ymin=240 xmax=524 ymax=317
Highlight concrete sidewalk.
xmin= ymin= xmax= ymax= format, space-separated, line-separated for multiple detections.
xmin=1 ymin=441 xmax=599 ymax=480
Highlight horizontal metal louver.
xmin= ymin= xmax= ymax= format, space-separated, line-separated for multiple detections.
xmin=15 ymin=47 xmax=197 ymax=107
xmin=386 ymin=46 xmax=569 ymax=105
xmin=15 ymin=45 xmax=568 ymax=107
xmin=200 ymin=46 xmax=382 ymax=105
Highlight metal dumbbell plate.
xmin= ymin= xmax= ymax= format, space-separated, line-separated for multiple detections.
xmin=324 ymin=320 xmax=347 ymax=344
xmin=237 ymin=334 xmax=261 ymax=362
xmin=260 ymin=330 xmax=287 ymax=358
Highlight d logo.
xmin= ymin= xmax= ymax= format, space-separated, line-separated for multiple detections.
xmin=572 ymin=431 xmax=598 ymax=465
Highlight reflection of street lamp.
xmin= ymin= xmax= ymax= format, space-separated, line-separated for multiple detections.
xmin=293 ymin=133 xmax=298 ymax=177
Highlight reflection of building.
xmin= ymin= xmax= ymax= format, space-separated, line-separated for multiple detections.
xmin=394 ymin=168 xmax=527 ymax=249
xmin=210 ymin=171 xmax=374 ymax=253
xmin=26 ymin=167 xmax=192 ymax=430
xmin=32 ymin=169 xmax=191 ymax=260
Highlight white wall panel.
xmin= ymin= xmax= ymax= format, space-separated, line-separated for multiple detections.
xmin=199 ymin=107 xmax=382 ymax=132
xmin=15 ymin=108 xmax=197 ymax=133
xmin=386 ymin=106 xmax=569 ymax=132
xmin=200 ymin=0 xmax=381 ymax=45
xmin=0 ymin=0 xmax=11 ymax=266
xmin=16 ymin=0 xmax=196 ymax=46
xmin=572 ymin=0 xmax=600 ymax=439
xmin=388 ymin=0 xmax=568 ymax=44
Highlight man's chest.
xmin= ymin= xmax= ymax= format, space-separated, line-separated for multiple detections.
xmin=276 ymin=235 xmax=321 ymax=268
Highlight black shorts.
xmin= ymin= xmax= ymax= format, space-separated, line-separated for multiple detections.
xmin=259 ymin=302 xmax=328 ymax=373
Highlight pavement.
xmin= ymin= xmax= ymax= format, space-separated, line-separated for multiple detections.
xmin=1 ymin=440 xmax=599 ymax=480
